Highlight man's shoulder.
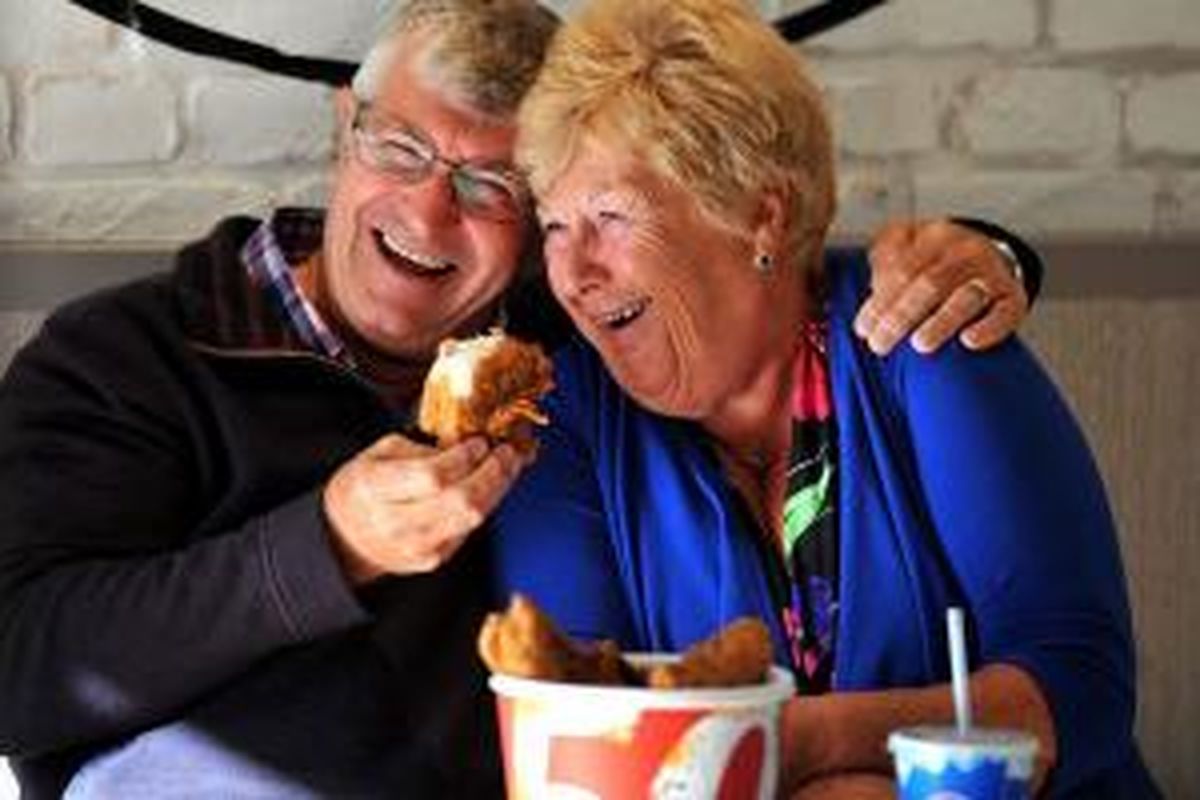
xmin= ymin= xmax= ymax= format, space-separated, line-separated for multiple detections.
xmin=41 ymin=270 xmax=173 ymax=341
xmin=46 ymin=214 xmax=263 ymax=321
xmin=24 ymin=214 xmax=271 ymax=367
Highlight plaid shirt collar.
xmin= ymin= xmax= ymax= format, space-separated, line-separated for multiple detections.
xmin=239 ymin=207 xmax=351 ymax=365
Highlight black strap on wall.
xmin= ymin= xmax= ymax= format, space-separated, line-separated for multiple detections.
xmin=66 ymin=0 xmax=888 ymax=87
xmin=68 ymin=0 xmax=357 ymax=86
xmin=776 ymin=0 xmax=888 ymax=41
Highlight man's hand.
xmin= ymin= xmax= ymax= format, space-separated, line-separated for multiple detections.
xmin=854 ymin=219 xmax=1030 ymax=355
xmin=323 ymin=434 xmax=529 ymax=584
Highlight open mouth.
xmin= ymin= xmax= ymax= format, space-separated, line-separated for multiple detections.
xmin=373 ymin=229 xmax=457 ymax=279
xmin=597 ymin=297 xmax=651 ymax=331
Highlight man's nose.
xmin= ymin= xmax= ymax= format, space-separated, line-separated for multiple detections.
xmin=395 ymin=166 xmax=461 ymax=232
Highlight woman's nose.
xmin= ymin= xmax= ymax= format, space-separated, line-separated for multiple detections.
xmin=548 ymin=224 xmax=606 ymax=296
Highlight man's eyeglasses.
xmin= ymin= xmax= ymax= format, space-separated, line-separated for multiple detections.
xmin=350 ymin=102 xmax=528 ymax=224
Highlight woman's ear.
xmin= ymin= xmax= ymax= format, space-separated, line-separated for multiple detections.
xmin=750 ymin=185 xmax=789 ymax=262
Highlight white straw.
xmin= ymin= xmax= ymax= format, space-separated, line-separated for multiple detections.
xmin=947 ymin=606 xmax=972 ymax=735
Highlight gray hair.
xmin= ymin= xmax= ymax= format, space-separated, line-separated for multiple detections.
xmin=352 ymin=0 xmax=561 ymax=120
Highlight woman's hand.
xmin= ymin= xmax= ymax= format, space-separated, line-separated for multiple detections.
xmin=322 ymin=434 xmax=530 ymax=584
xmin=855 ymin=219 xmax=1030 ymax=355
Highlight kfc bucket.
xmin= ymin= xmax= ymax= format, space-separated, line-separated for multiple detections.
xmin=490 ymin=655 xmax=793 ymax=800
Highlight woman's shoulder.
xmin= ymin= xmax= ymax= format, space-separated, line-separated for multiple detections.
xmin=821 ymin=246 xmax=871 ymax=310
xmin=818 ymin=247 xmax=1068 ymax=430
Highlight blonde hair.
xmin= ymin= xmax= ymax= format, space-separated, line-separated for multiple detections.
xmin=353 ymin=0 xmax=560 ymax=120
xmin=517 ymin=0 xmax=836 ymax=270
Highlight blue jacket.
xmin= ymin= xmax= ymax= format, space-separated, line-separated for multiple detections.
xmin=493 ymin=251 xmax=1159 ymax=798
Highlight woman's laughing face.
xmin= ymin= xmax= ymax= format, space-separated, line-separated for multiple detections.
xmin=538 ymin=142 xmax=782 ymax=419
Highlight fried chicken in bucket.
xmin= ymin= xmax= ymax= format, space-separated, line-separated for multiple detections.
xmin=478 ymin=594 xmax=773 ymax=688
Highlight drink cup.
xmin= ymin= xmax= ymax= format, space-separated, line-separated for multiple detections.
xmin=489 ymin=654 xmax=793 ymax=800
xmin=888 ymin=725 xmax=1038 ymax=800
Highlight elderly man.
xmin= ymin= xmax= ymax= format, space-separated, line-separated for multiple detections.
xmin=0 ymin=1 xmax=1040 ymax=797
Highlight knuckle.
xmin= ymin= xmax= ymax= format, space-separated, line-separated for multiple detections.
xmin=929 ymin=301 xmax=962 ymax=325
xmin=875 ymin=219 xmax=905 ymax=242
xmin=868 ymin=247 xmax=896 ymax=277
xmin=946 ymin=238 xmax=985 ymax=265
xmin=449 ymin=488 xmax=488 ymax=529
xmin=961 ymin=234 xmax=993 ymax=258
xmin=421 ymin=461 xmax=453 ymax=491
xmin=996 ymin=296 xmax=1024 ymax=322
xmin=460 ymin=504 xmax=487 ymax=532
xmin=399 ymin=538 xmax=439 ymax=572
xmin=872 ymin=312 xmax=903 ymax=336
xmin=952 ymin=282 xmax=983 ymax=308
xmin=856 ymin=304 xmax=880 ymax=327
xmin=348 ymin=477 xmax=375 ymax=510
xmin=925 ymin=218 xmax=956 ymax=240
xmin=408 ymin=555 xmax=441 ymax=573
xmin=910 ymin=272 xmax=942 ymax=299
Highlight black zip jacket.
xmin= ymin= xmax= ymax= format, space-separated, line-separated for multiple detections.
xmin=0 ymin=216 xmax=544 ymax=798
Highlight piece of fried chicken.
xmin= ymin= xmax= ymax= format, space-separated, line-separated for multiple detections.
xmin=643 ymin=617 xmax=773 ymax=689
xmin=478 ymin=594 xmax=773 ymax=689
xmin=477 ymin=594 xmax=632 ymax=685
xmin=418 ymin=331 xmax=553 ymax=455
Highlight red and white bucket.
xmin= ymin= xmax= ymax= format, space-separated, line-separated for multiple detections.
xmin=489 ymin=654 xmax=794 ymax=800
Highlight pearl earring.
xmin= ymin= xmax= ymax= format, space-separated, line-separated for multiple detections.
xmin=755 ymin=253 xmax=774 ymax=273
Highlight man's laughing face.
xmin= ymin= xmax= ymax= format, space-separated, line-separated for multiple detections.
xmin=320 ymin=43 xmax=526 ymax=360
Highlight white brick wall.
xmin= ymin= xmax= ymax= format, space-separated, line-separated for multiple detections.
xmin=25 ymin=74 xmax=179 ymax=165
xmin=1128 ymin=73 xmax=1200 ymax=156
xmin=0 ymin=2 xmax=111 ymax=70
xmin=914 ymin=169 xmax=1160 ymax=236
xmin=1053 ymin=0 xmax=1200 ymax=52
xmin=821 ymin=58 xmax=946 ymax=156
xmin=0 ymin=178 xmax=274 ymax=243
xmin=188 ymin=77 xmax=334 ymax=165
xmin=0 ymin=0 xmax=1197 ymax=244
xmin=958 ymin=68 xmax=1121 ymax=162
xmin=802 ymin=0 xmax=1039 ymax=51
xmin=147 ymin=0 xmax=396 ymax=61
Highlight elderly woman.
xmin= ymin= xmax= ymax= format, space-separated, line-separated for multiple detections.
xmin=492 ymin=0 xmax=1160 ymax=797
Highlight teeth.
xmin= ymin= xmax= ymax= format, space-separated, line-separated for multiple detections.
xmin=599 ymin=298 xmax=649 ymax=326
xmin=379 ymin=230 xmax=453 ymax=272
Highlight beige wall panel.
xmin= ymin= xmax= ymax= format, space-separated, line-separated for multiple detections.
xmin=1026 ymin=299 xmax=1200 ymax=798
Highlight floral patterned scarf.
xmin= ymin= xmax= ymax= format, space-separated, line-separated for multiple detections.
xmin=778 ymin=320 xmax=839 ymax=693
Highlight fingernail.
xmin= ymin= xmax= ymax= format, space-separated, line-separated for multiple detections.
xmin=854 ymin=314 xmax=873 ymax=338
xmin=960 ymin=331 xmax=984 ymax=351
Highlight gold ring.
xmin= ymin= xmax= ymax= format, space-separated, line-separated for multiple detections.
xmin=966 ymin=278 xmax=992 ymax=306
